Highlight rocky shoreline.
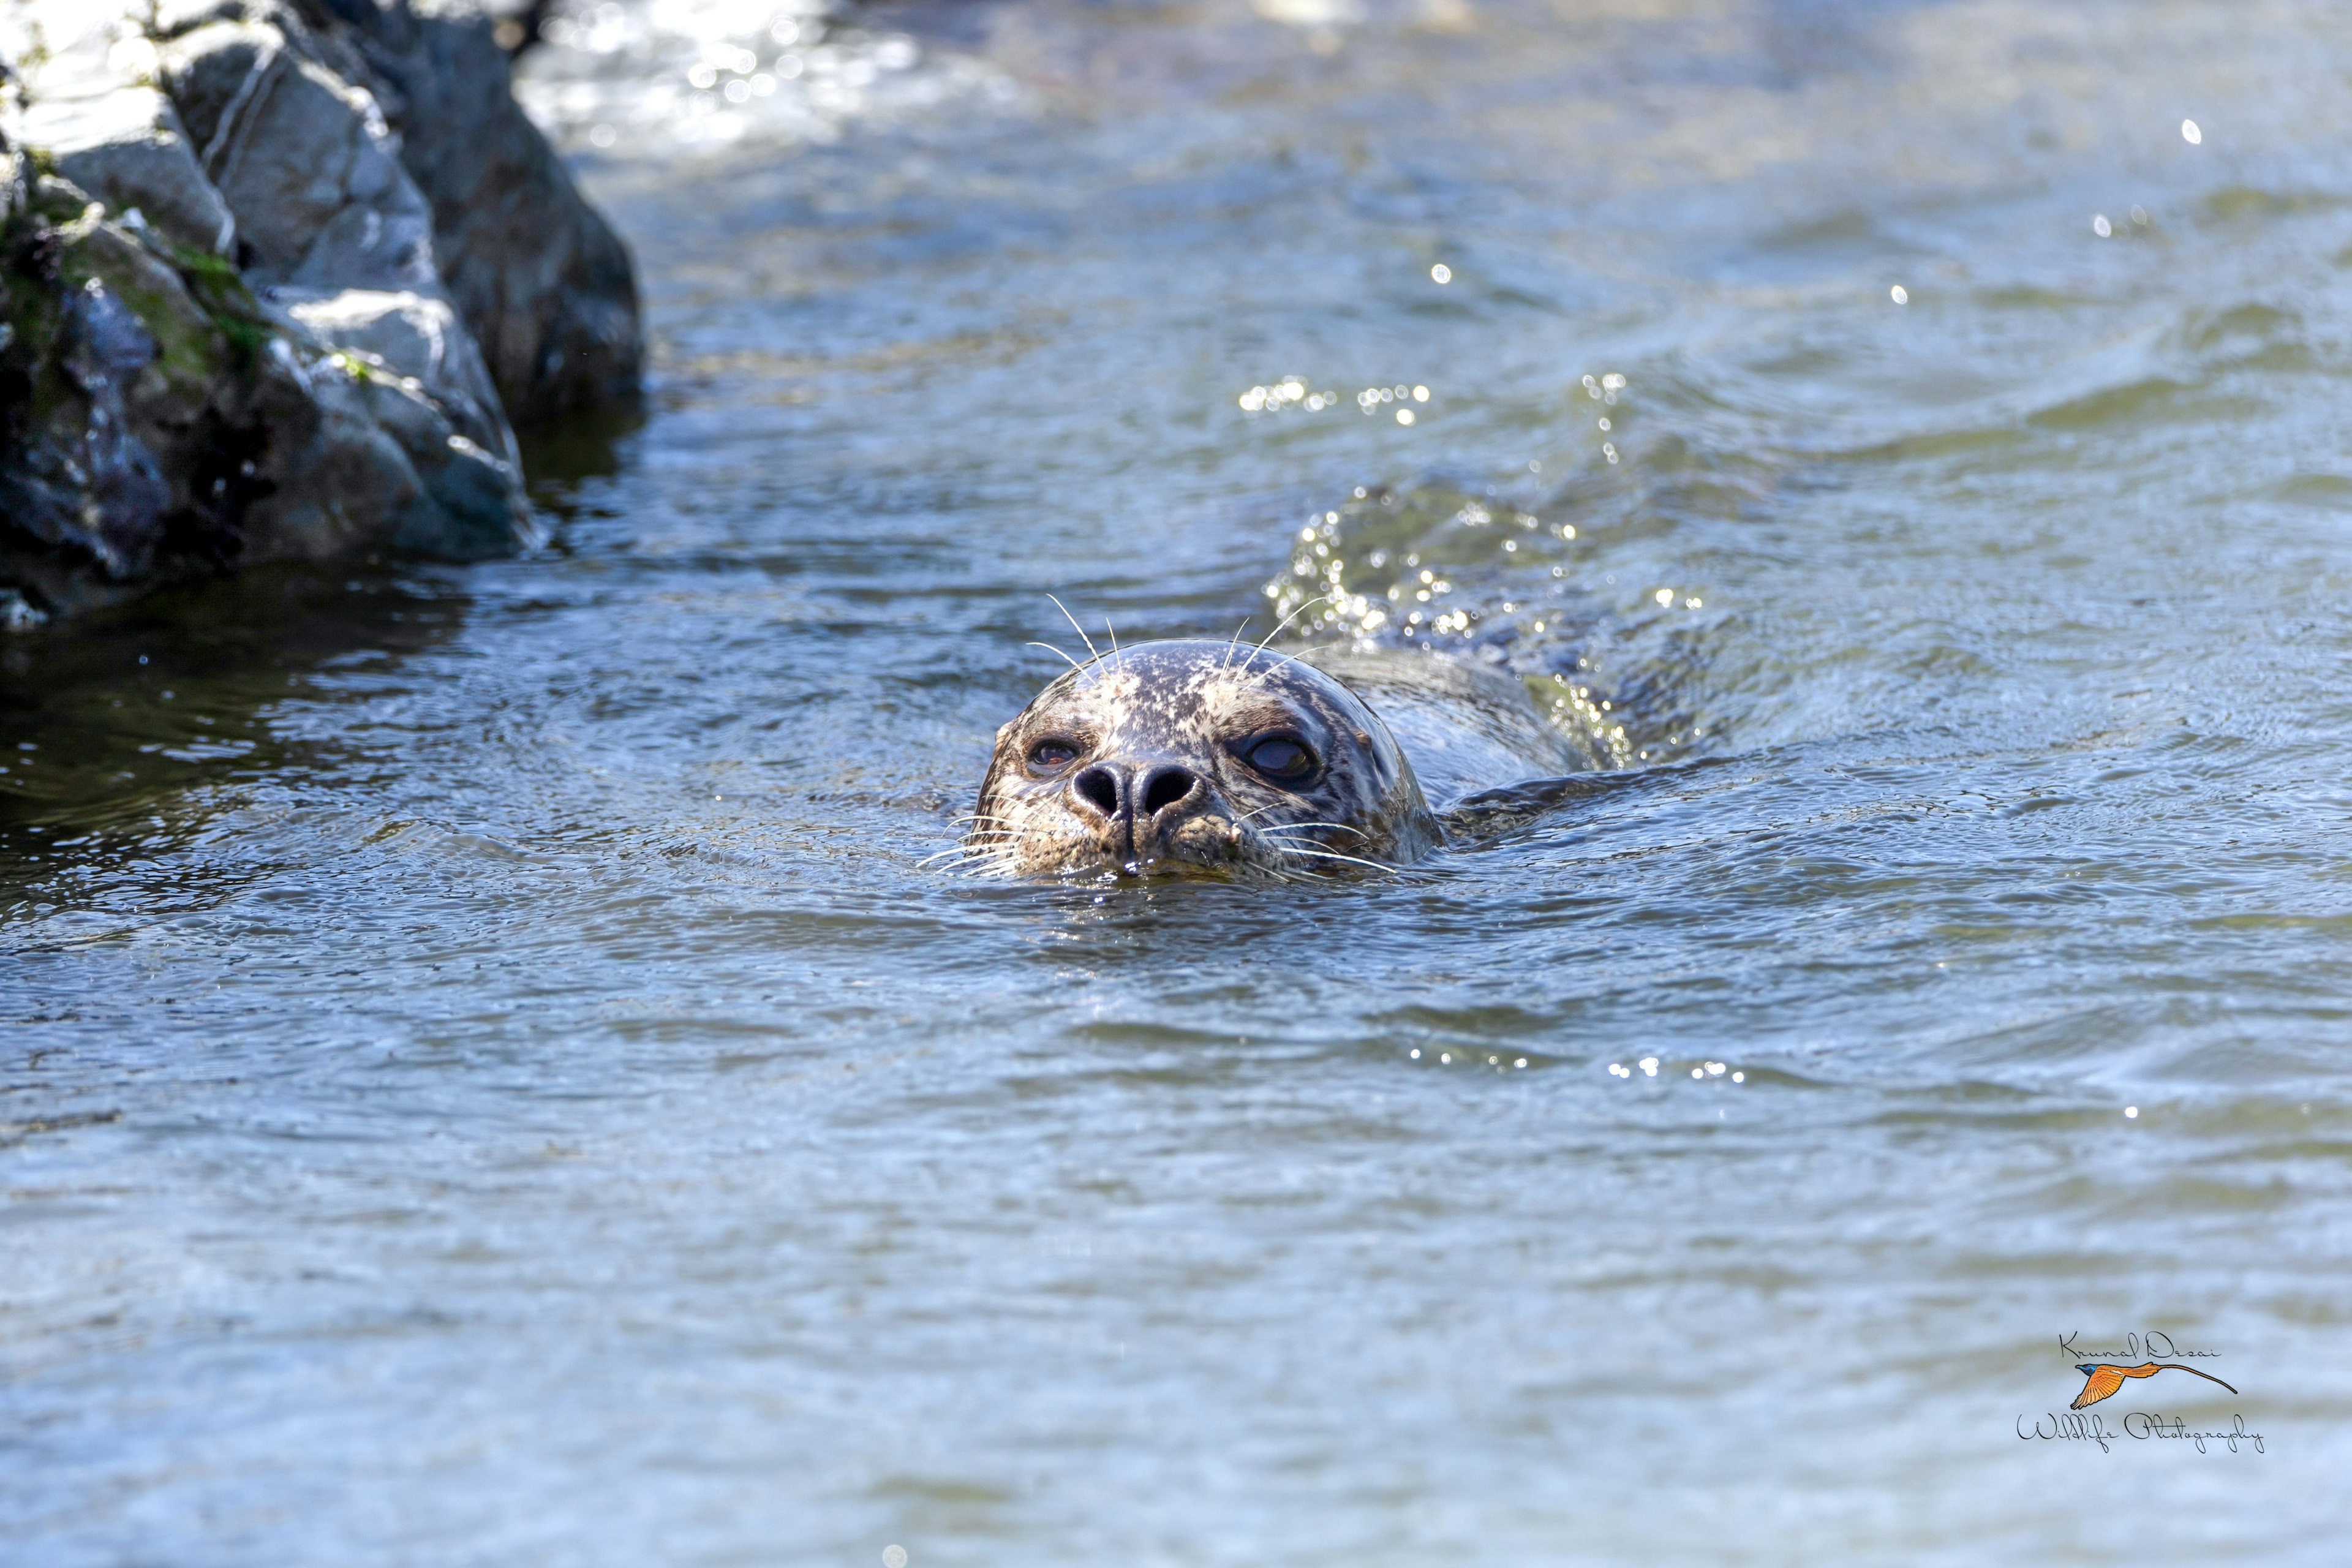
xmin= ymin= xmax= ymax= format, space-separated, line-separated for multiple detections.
xmin=0 ymin=0 xmax=640 ymax=627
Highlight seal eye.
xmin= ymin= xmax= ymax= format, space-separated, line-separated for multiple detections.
xmin=1241 ymin=733 xmax=1317 ymax=784
xmin=1027 ymin=737 xmax=1080 ymax=774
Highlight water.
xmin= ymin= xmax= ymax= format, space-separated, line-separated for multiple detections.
xmin=7 ymin=1 xmax=2352 ymax=1559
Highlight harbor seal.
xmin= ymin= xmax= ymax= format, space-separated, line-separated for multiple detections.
xmin=960 ymin=637 xmax=1597 ymax=880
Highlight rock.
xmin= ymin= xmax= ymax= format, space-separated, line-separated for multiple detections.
xmin=276 ymin=285 xmax=516 ymax=469
xmin=158 ymin=20 xmax=441 ymax=295
xmin=1 ymin=162 xmax=527 ymax=614
xmin=10 ymin=87 xmax=238 ymax=257
xmin=146 ymin=12 xmax=462 ymax=331
xmin=150 ymin=0 xmax=643 ymax=425
xmin=0 ymin=175 xmax=209 ymax=599
xmin=237 ymin=322 xmax=528 ymax=564
xmin=0 ymin=0 xmax=635 ymax=621
xmin=303 ymin=0 xmax=643 ymax=423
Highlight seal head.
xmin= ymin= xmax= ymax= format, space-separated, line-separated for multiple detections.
xmin=970 ymin=639 xmax=1441 ymax=878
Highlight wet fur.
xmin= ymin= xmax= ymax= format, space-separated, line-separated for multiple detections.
xmin=962 ymin=639 xmax=1587 ymax=880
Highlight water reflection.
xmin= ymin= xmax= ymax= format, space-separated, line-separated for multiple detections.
xmin=517 ymin=0 xmax=1010 ymax=155
xmin=1 ymin=567 xmax=476 ymax=914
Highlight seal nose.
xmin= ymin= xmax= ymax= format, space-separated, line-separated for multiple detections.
xmin=1066 ymin=762 xmax=1206 ymax=857
xmin=1140 ymin=764 xmax=1201 ymax=821
xmin=1072 ymin=764 xmax=1121 ymax=820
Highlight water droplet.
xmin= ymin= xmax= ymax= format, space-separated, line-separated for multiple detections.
xmin=1890 ymin=284 xmax=1909 ymax=304
xmin=2181 ymin=119 xmax=2202 ymax=145
xmin=1430 ymin=263 xmax=1452 ymax=284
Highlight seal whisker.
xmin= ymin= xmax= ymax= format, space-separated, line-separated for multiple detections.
xmin=1257 ymin=837 xmax=1352 ymax=858
xmin=1237 ymin=596 xmax=1332 ymax=674
xmin=1027 ymin=641 xmax=1085 ymax=672
xmin=1221 ymin=618 xmax=1253 ymax=673
xmin=926 ymin=834 xmax=1042 ymax=861
xmin=1246 ymin=645 xmax=1316 ymax=682
xmin=949 ymin=835 xmax=1047 ymax=857
xmin=1046 ymin=595 xmax=1104 ymax=668
xmin=949 ymin=842 xmax=1024 ymax=858
xmin=1254 ymin=820 xmax=1370 ymax=840
xmin=1105 ymin=616 xmax=1123 ymax=671
xmin=1259 ymin=831 xmax=1374 ymax=852
xmin=946 ymin=853 xmax=1026 ymax=878
xmin=920 ymin=846 xmax=993 ymax=867
xmin=1261 ymin=842 xmax=1398 ymax=875
xmin=929 ymin=837 xmax=1049 ymax=874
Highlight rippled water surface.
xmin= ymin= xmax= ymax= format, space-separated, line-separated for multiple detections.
xmin=9 ymin=1 xmax=2352 ymax=1560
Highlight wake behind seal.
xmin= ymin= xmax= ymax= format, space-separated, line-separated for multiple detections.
xmin=957 ymin=636 xmax=1598 ymax=880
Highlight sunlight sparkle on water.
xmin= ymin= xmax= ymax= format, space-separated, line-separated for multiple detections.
xmin=1237 ymin=378 xmax=1326 ymax=413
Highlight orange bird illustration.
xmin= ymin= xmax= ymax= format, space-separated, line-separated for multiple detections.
xmin=2071 ymin=1362 xmax=2237 ymax=1410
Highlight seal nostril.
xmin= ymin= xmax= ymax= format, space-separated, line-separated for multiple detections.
xmin=1142 ymin=766 xmax=1198 ymax=818
xmin=1073 ymin=765 xmax=1120 ymax=818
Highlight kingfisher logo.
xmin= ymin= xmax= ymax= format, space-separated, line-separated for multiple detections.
xmin=2068 ymin=1359 xmax=2235 ymax=1409
xmin=2018 ymin=1332 xmax=2264 ymax=1453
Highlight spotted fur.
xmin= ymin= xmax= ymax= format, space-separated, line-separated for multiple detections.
xmin=963 ymin=639 xmax=1444 ymax=880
